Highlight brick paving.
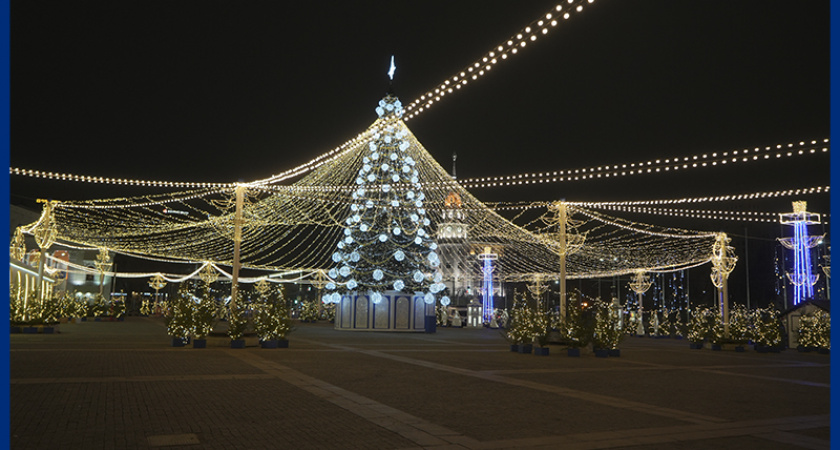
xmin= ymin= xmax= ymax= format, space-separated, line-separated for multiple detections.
xmin=10 ymin=317 xmax=831 ymax=449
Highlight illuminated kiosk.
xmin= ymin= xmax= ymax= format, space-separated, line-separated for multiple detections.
xmin=335 ymin=291 xmax=435 ymax=332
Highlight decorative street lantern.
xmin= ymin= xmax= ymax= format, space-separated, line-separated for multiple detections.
xmin=628 ymin=270 xmax=652 ymax=336
xmin=710 ymin=232 xmax=737 ymax=337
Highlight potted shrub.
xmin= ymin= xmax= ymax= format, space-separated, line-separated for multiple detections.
xmin=191 ymin=284 xmax=216 ymax=349
xmin=729 ymin=304 xmax=752 ymax=352
xmin=504 ymin=294 xmax=531 ymax=352
xmin=166 ymin=283 xmax=193 ymax=347
xmin=687 ymin=306 xmax=708 ymax=349
xmin=561 ymin=295 xmax=590 ymax=356
xmin=253 ymin=285 xmax=294 ymax=348
xmin=752 ymin=308 xmax=782 ymax=353
xmin=227 ymin=293 xmax=248 ymax=348
xmin=708 ymin=309 xmax=725 ymax=351
xmin=532 ymin=311 xmax=551 ymax=356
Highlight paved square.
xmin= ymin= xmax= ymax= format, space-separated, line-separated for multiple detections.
xmin=10 ymin=318 xmax=830 ymax=449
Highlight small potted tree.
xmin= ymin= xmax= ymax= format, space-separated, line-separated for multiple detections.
xmin=504 ymin=294 xmax=531 ymax=352
xmin=687 ymin=306 xmax=708 ymax=349
xmin=166 ymin=283 xmax=193 ymax=347
xmin=191 ymin=283 xmax=216 ymax=348
xmin=532 ymin=311 xmax=551 ymax=356
xmin=752 ymin=308 xmax=782 ymax=353
xmin=227 ymin=293 xmax=248 ymax=348
xmin=253 ymin=285 xmax=294 ymax=348
xmin=708 ymin=309 xmax=725 ymax=351
xmin=728 ymin=304 xmax=751 ymax=352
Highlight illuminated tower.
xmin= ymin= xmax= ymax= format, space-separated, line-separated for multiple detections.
xmin=437 ymin=191 xmax=468 ymax=303
xmin=478 ymin=246 xmax=498 ymax=323
xmin=778 ymin=201 xmax=823 ymax=306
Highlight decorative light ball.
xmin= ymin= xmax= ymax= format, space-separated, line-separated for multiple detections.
xmin=344 ymin=236 xmax=353 ymax=244
xmin=328 ymin=268 xmax=338 ymax=278
xmin=410 ymin=214 xmax=419 ymax=222
xmin=411 ymin=176 xmax=419 ymax=183
xmin=433 ymin=272 xmax=443 ymax=283
xmin=344 ymin=228 xmax=352 ymax=236
xmin=366 ymin=174 xmax=375 ymax=182
xmin=339 ymin=266 xmax=351 ymax=277
xmin=393 ymin=279 xmax=405 ymax=291
xmin=394 ymin=250 xmax=405 ymax=261
xmin=423 ymin=218 xmax=431 ymax=226
xmin=332 ymin=252 xmax=342 ymax=263
xmin=369 ymin=142 xmax=377 ymax=151
xmin=360 ymin=224 xmax=369 ymax=232
xmin=390 ymin=152 xmax=398 ymax=160
xmin=429 ymin=242 xmax=438 ymax=250
xmin=407 ymin=191 xmax=415 ymax=199
xmin=415 ymin=201 xmax=423 ymax=208
xmin=414 ymin=237 xmax=423 ymax=245
xmin=385 ymin=103 xmax=394 ymax=112
xmin=371 ymin=292 xmax=382 ymax=304
xmin=402 ymin=165 xmax=410 ymax=173
xmin=351 ymin=204 xmax=359 ymax=211
xmin=391 ymin=200 xmax=399 ymax=207
xmin=399 ymin=141 xmax=410 ymax=151
xmin=381 ymin=163 xmax=389 ymax=172
xmin=375 ymin=106 xmax=384 ymax=117
xmin=424 ymin=293 xmax=435 ymax=304
xmin=406 ymin=156 xmax=415 ymax=165
xmin=379 ymin=234 xmax=388 ymax=242
xmin=413 ymin=270 xmax=425 ymax=283
xmin=371 ymin=152 xmax=379 ymax=160
xmin=356 ymin=177 xmax=364 ymax=185
xmin=382 ymin=184 xmax=391 ymax=192
xmin=347 ymin=279 xmax=358 ymax=289
xmin=391 ymin=174 xmax=400 ymax=182
xmin=321 ymin=295 xmax=331 ymax=304
xmin=384 ymin=136 xmax=392 ymax=143
xmin=326 ymin=282 xmax=336 ymax=290
xmin=350 ymin=251 xmax=360 ymax=262
xmin=331 ymin=292 xmax=341 ymax=303
xmin=337 ymin=241 xmax=345 ymax=249
xmin=365 ymin=200 xmax=374 ymax=209
xmin=392 ymin=227 xmax=401 ymax=236
xmin=373 ymin=269 xmax=384 ymax=281
xmin=417 ymin=228 xmax=425 ymax=237
xmin=363 ymin=163 xmax=371 ymax=172
xmin=440 ymin=296 xmax=451 ymax=306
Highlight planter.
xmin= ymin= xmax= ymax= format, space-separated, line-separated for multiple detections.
xmin=42 ymin=327 xmax=55 ymax=334
xmin=533 ymin=347 xmax=549 ymax=356
xmin=754 ymin=344 xmax=768 ymax=353
xmin=117 ymin=317 xmax=125 ymax=322
xmin=518 ymin=344 xmax=533 ymax=354
xmin=817 ymin=348 xmax=830 ymax=355
xmin=711 ymin=344 xmax=722 ymax=351
xmin=171 ymin=337 xmax=188 ymax=347
xmin=735 ymin=346 xmax=745 ymax=352
xmin=10 ymin=326 xmax=21 ymax=334
xmin=594 ymin=348 xmax=609 ymax=358
xmin=75 ymin=318 xmax=82 ymax=324
xmin=94 ymin=317 xmax=101 ymax=322
xmin=81 ymin=317 xmax=88 ymax=322
xmin=689 ymin=342 xmax=703 ymax=350
xmin=22 ymin=327 xmax=38 ymax=334
xmin=260 ymin=339 xmax=278 ymax=349
xmin=192 ymin=338 xmax=207 ymax=349
xmin=277 ymin=339 xmax=289 ymax=348
xmin=510 ymin=344 xmax=519 ymax=352
xmin=230 ymin=339 xmax=246 ymax=349
xmin=608 ymin=349 xmax=621 ymax=357
xmin=567 ymin=347 xmax=581 ymax=357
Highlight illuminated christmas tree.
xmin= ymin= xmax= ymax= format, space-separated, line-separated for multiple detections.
xmin=323 ymin=92 xmax=444 ymax=306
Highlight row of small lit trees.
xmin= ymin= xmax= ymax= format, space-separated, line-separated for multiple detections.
xmin=502 ymin=291 xmax=829 ymax=354
xmin=164 ymin=279 xmax=294 ymax=348
xmin=505 ymin=293 xmax=625 ymax=356
xmin=10 ymin=286 xmax=125 ymax=326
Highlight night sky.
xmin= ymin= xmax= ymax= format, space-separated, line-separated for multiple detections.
xmin=9 ymin=1 xmax=831 ymax=299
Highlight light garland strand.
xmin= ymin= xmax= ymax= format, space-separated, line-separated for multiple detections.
xmin=456 ymin=139 xmax=829 ymax=189
xmin=403 ymin=0 xmax=596 ymax=121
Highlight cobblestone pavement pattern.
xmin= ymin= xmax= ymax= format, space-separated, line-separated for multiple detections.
xmin=10 ymin=317 xmax=830 ymax=449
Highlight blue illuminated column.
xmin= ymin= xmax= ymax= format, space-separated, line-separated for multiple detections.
xmin=778 ymin=201 xmax=823 ymax=306
xmin=478 ymin=247 xmax=498 ymax=323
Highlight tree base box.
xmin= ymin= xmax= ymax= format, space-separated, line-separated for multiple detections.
xmin=711 ymin=344 xmax=722 ymax=351
xmin=689 ymin=342 xmax=703 ymax=350
xmin=735 ymin=346 xmax=745 ymax=352
xmin=260 ymin=340 xmax=278 ymax=349
xmin=117 ymin=317 xmax=125 ymax=321
xmin=10 ymin=326 xmax=21 ymax=334
xmin=75 ymin=318 xmax=82 ymax=324
xmin=533 ymin=347 xmax=549 ymax=356
xmin=171 ymin=337 xmax=188 ymax=347
xmin=817 ymin=348 xmax=830 ymax=355
xmin=510 ymin=344 xmax=519 ymax=352
xmin=42 ymin=327 xmax=55 ymax=334
xmin=81 ymin=317 xmax=87 ymax=322
xmin=22 ymin=327 xmax=37 ymax=334
xmin=518 ymin=344 xmax=533 ymax=354
xmin=754 ymin=345 xmax=768 ymax=353
xmin=567 ymin=348 xmax=581 ymax=357
xmin=230 ymin=339 xmax=246 ymax=349
xmin=594 ymin=349 xmax=609 ymax=358
xmin=608 ymin=349 xmax=621 ymax=357
xmin=193 ymin=339 xmax=207 ymax=348
xmin=277 ymin=339 xmax=289 ymax=348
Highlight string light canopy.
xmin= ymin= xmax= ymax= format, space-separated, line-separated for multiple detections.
xmin=18 ymin=93 xmax=720 ymax=284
